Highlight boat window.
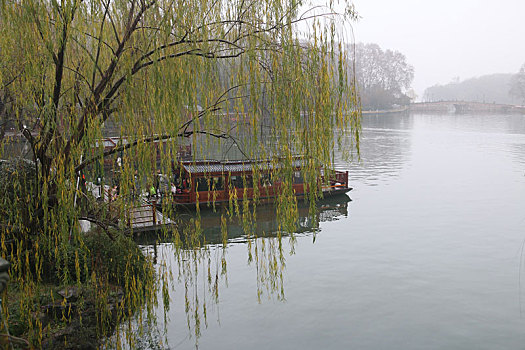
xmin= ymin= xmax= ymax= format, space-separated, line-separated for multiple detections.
xmin=244 ymin=175 xmax=253 ymax=188
xmin=179 ymin=178 xmax=190 ymax=190
xmin=211 ymin=176 xmax=224 ymax=191
xmin=196 ymin=176 xmax=225 ymax=191
xmin=230 ymin=175 xmax=253 ymax=188
xmin=230 ymin=175 xmax=242 ymax=188
xmin=260 ymin=173 xmax=273 ymax=187
xmin=293 ymin=171 xmax=303 ymax=184
xmin=195 ymin=177 xmax=209 ymax=191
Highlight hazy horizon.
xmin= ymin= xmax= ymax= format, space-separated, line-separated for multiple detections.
xmin=350 ymin=0 xmax=525 ymax=99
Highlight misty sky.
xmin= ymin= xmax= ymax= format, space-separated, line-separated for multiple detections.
xmin=350 ymin=0 xmax=525 ymax=97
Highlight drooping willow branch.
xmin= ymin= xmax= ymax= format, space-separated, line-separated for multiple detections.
xmin=62 ymin=0 xmax=337 ymax=163
xmin=74 ymin=129 xmax=246 ymax=173
xmin=71 ymin=78 xmax=252 ymax=180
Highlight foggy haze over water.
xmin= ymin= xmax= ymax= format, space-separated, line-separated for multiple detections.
xmin=350 ymin=0 xmax=525 ymax=98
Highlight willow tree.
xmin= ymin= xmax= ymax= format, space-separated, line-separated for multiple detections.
xmin=0 ymin=0 xmax=360 ymax=346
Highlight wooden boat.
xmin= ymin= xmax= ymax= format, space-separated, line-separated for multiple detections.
xmin=159 ymin=159 xmax=351 ymax=208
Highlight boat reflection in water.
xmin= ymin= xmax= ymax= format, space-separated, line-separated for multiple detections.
xmin=134 ymin=193 xmax=351 ymax=246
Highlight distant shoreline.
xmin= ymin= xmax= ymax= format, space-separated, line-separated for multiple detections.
xmin=362 ymin=107 xmax=409 ymax=115
xmin=361 ymin=102 xmax=525 ymax=115
xmin=409 ymin=101 xmax=525 ymax=114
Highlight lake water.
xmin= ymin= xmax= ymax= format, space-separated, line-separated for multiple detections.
xmin=141 ymin=112 xmax=525 ymax=349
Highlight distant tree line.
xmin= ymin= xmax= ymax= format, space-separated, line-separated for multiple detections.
xmin=510 ymin=63 xmax=525 ymax=105
xmin=423 ymin=74 xmax=523 ymax=105
xmin=423 ymin=63 xmax=525 ymax=106
xmin=351 ymin=43 xmax=414 ymax=110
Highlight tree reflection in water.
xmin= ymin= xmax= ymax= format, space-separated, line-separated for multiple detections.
xmin=130 ymin=194 xmax=351 ymax=347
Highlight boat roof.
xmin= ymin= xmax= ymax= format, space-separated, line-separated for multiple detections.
xmin=180 ymin=159 xmax=303 ymax=175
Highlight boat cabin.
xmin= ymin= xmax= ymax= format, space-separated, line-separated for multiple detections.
xmin=169 ymin=159 xmax=350 ymax=206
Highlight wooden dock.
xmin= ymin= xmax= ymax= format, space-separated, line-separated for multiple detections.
xmin=81 ymin=182 xmax=175 ymax=234
xmin=126 ymin=199 xmax=175 ymax=233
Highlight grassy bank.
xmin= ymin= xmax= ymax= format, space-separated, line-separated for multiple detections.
xmin=3 ymin=231 xmax=156 ymax=349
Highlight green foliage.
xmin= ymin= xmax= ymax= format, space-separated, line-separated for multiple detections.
xmin=82 ymin=231 xmax=153 ymax=287
xmin=0 ymin=0 xmax=361 ymax=346
xmin=0 ymin=158 xmax=38 ymax=235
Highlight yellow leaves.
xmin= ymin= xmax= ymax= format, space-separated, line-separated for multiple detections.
xmin=221 ymin=215 xmax=228 ymax=247
xmin=0 ymin=0 xmax=361 ymax=345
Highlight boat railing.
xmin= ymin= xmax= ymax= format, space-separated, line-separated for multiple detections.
xmin=333 ymin=170 xmax=348 ymax=185
xmin=173 ymin=191 xmax=191 ymax=203
xmin=321 ymin=170 xmax=348 ymax=186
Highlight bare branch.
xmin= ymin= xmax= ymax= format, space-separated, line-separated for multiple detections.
xmin=92 ymin=0 xmax=111 ymax=89
xmin=75 ymin=134 xmax=174 ymax=173
xmin=39 ymin=1 xmax=81 ymax=163
xmin=71 ymin=28 xmax=116 ymax=57
xmin=64 ymin=0 xmax=157 ymax=161
xmin=103 ymin=0 xmax=121 ymax=46
xmin=78 ymin=215 xmax=117 ymax=240
xmin=30 ymin=3 xmax=58 ymax=64
xmin=63 ymin=65 xmax=94 ymax=93
xmin=1 ymin=71 xmax=24 ymax=90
